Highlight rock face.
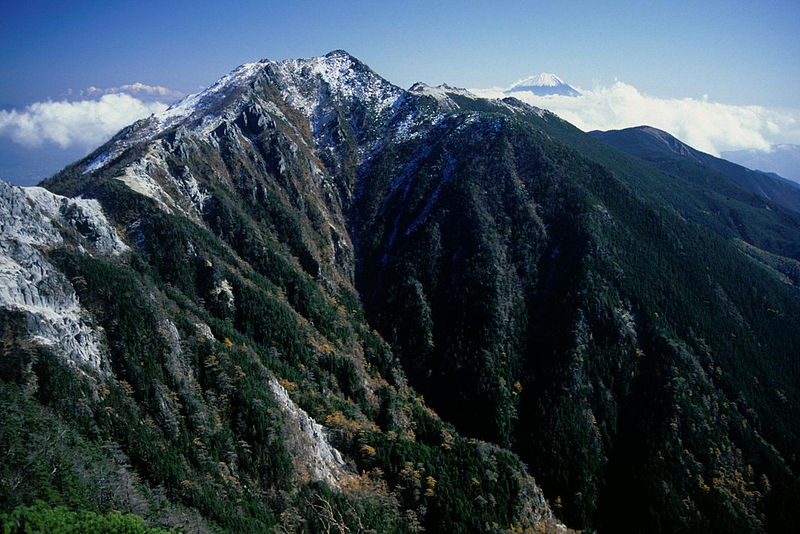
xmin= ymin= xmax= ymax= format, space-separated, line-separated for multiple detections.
xmin=3 ymin=50 xmax=800 ymax=534
xmin=0 ymin=181 xmax=126 ymax=373
xmin=268 ymin=377 xmax=351 ymax=488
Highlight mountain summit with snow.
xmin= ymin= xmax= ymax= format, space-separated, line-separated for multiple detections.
xmin=506 ymin=72 xmax=580 ymax=96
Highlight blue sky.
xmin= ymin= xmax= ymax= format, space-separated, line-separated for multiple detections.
xmin=1 ymin=0 xmax=799 ymax=183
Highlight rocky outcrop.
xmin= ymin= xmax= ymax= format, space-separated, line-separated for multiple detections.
xmin=0 ymin=181 xmax=127 ymax=372
xmin=268 ymin=377 xmax=352 ymax=488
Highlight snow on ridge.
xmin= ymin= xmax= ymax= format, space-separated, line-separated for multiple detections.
xmin=82 ymin=62 xmax=265 ymax=175
xmin=408 ymin=82 xmax=478 ymax=106
xmin=156 ymin=62 xmax=264 ymax=127
xmin=269 ymin=52 xmax=403 ymax=119
xmin=83 ymin=151 xmax=116 ymax=174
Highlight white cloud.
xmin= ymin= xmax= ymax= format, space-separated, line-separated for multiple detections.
xmin=80 ymin=82 xmax=184 ymax=100
xmin=0 ymin=94 xmax=168 ymax=149
xmin=471 ymin=82 xmax=800 ymax=156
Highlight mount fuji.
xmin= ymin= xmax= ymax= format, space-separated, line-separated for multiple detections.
xmin=505 ymin=72 xmax=580 ymax=96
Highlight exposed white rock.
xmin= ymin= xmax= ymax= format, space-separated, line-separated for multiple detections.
xmin=109 ymin=145 xmax=208 ymax=221
xmin=174 ymin=166 xmax=210 ymax=215
xmin=210 ymin=279 xmax=234 ymax=310
xmin=194 ymin=321 xmax=215 ymax=341
xmin=23 ymin=186 xmax=129 ymax=255
xmin=0 ymin=181 xmax=126 ymax=373
xmin=115 ymin=148 xmax=177 ymax=213
xmin=268 ymin=377 xmax=351 ymax=488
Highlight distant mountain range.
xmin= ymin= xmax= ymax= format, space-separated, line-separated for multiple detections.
xmin=2 ymin=51 xmax=800 ymax=534
xmin=722 ymin=144 xmax=800 ymax=184
xmin=505 ymin=72 xmax=580 ymax=96
xmin=590 ymin=125 xmax=800 ymax=213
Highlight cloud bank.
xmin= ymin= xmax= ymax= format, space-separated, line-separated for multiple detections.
xmin=0 ymin=94 xmax=168 ymax=149
xmin=77 ymin=82 xmax=184 ymax=101
xmin=471 ymin=82 xmax=799 ymax=156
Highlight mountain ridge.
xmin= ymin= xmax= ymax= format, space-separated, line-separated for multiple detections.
xmin=590 ymin=125 xmax=800 ymax=213
xmin=3 ymin=50 xmax=800 ymax=533
xmin=723 ymin=144 xmax=800 ymax=184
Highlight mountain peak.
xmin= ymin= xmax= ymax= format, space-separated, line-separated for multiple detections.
xmin=590 ymin=125 xmax=700 ymax=162
xmin=506 ymin=72 xmax=580 ymax=97
xmin=81 ymin=50 xmax=403 ymax=175
xmin=155 ymin=50 xmax=371 ymax=129
xmin=517 ymin=72 xmax=564 ymax=87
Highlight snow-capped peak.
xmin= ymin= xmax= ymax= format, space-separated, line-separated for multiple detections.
xmin=505 ymin=73 xmax=580 ymax=97
xmin=512 ymin=73 xmax=565 ymax=88
xmin=266 ymin=51 xmax=403 ymax=118
xmin=81 ymin=51 xmax=405 ymax=175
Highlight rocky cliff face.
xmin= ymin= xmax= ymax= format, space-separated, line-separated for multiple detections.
xmin=3 ymin=50 xmax=800 ymax=534
xmin=0 ymin=182 xmax=127 ymax=374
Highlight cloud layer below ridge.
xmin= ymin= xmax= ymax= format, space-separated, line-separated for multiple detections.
xmin=471 ymin=81 xmax=799 ymax=156
xmin=0 ymin=93 xmax=168 ymax=149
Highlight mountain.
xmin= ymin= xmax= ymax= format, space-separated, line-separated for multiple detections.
xmin=590 ymin=125 xmax=800 ymax=213
xmin=3 ymin=50 xmax=800 ymax=534
xmin=723 ymin=144 xmax=800 ymax=184
xmin=0 ymin=50 xmax=567 ymax=534
xmin=505 ymin=73 xmax=580 ymax=96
